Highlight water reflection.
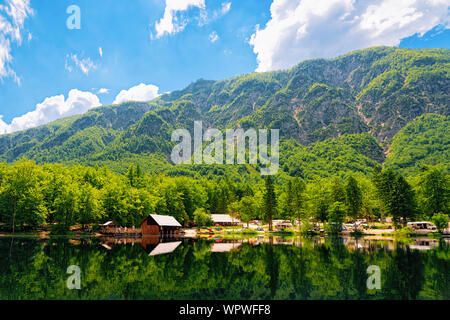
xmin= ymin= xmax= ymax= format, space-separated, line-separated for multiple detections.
xmin=0 ymin=236 xmax=448 ymax=300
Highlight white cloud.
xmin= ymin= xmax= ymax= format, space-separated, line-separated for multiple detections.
xmin=0 ymin=0 xmax=33 ymax=83
xmin=0 ymin=89 xmax=101 ymax=134
xmin=250 ymin=0 xmax=450 ymax=72
xmin=113 ymin=83 xmax=160 ymax=105
xmin=99 ymin=47 xmax=103 ymax=57
xmin=209 ymin=31 xmax=219 ymax=42
xmin=65 ymin=54 xmax=97 ymax=75
xmin=154 ymin=0 xmax=205 ymax=39
xmin=221 ymin=2 xmax=231 ymax=15
xmin=97 ymin=88 xmax=109 ymax=94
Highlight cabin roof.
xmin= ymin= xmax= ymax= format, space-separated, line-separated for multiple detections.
xmin=103 ymin=221 xmax=115 ymax=226
xmin=211 ymin=214 xmax=240 ymax=223
xmin=149 ymin=214 xmax=182 ymax=227
xmin=273 ymin=220 xmax=292 ymax=225
xmin=408 ymin=221 xmax=434 ymax=224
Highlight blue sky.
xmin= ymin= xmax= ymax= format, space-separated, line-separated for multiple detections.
xmin=0 ymin=0 xmax=449 ymax=133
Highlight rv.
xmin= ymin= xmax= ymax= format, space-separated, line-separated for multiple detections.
xmin=407 ymin=221 xmax=437 ymax=231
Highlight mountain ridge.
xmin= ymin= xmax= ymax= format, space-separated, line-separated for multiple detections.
xmin=0 ymin=46 xmax=448 ymax=177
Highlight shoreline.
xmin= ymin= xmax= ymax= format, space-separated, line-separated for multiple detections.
xmin=0 ymin=229 xmax=446 ymax=240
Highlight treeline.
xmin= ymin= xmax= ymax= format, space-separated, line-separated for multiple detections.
xmin=0 ymin=159 xmax=448 ymax=233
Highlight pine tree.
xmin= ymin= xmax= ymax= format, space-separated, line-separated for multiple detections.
xmin=417 ymin=166 xmax=449 ymax=217
xmin=345 ymin=176 xmax=362 ymax=222
xmin=374 ymin=169 xmax=416 ymax=227
xmin=331 ymin=178 xmax=346 ymax=203
xmin=263 ymin=176 xmax=277 ymax=231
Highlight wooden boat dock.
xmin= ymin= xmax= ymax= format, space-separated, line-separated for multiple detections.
xmin=99 ymin=221 xmax=141 ymax=238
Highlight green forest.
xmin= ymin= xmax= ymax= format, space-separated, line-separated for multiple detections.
xmin=0 ymin=159 xmax=447 ymax=233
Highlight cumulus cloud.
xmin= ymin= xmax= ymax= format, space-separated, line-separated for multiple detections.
xmin=0 ymin=89 xmax=101 ymax=134
xmin=154 ymin=0 xmax=205 ymax=39
xmin=0 ymin=0 xmax=33 ymax=83
xmin=250 ymin=0 xmax=450 ymax=72
xmin=97 ymin=88 xmax=109 ymax=94
xmin=113 ymin=83 xmax=160 ymax=105
xmin=65 ymin=54 xmax=97 ymax=75
xmin=99 ymin=47 xmax=103 ymax=57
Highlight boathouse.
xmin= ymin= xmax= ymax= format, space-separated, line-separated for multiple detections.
xmin=141 ymin=214 xmax=182 ymax=236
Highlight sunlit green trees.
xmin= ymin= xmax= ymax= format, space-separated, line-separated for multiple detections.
xmin=431 ymin=213 xmax=449 ymax=233
xmin=102 ymin=183 xmax=128 ymax=227
xmin=238 ymin=196 xmax=257 ymax=227
xmin=0 ymin=160 xmax=48 ymax=232
xmin=193 ymin=208 xmax=213 ymax=227
xmin=0 ymin=157 xmax=446 ymax=233
xmin=53 ymin=182 xmax=80 ymax=233
xmin=78 ymin=184 xmax=102 ymax=230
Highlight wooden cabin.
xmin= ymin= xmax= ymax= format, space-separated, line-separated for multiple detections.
xmin=141 ymin=214 xmax=182 ymax=236
xmin=211 ymin=214 xmax=241 ymax=227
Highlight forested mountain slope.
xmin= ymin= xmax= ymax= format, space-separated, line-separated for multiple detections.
xmin=385 ymin=114 xmax=449 ymax=175
xmin=0 ymin=47 xmax=448 ymax=177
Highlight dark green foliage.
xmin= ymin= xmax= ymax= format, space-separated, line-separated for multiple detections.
xmin=373 ymin=169 xmax=416 ymax=226
xmin=415 ymin=166 xmax=449 ymax=217
xmin=345 ymin=176 xmax=363 ymax=220
xmin=263 ymin=176 xmax=277 ymax=231
xmin=327 ymin=202 xmax=346 ymax=233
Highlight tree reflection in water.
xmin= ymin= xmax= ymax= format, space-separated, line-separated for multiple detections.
xmin=0 ymin=236 xmax=448 ymax=300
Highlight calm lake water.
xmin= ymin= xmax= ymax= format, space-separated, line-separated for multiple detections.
xmin=0 ymin=236 xmax=449 ymax=300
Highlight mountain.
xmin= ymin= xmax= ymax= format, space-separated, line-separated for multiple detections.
xmin=0 ymin=47 xmax=448 ymax=178
xmin=384 ymin=113 xmax=449 ymax=175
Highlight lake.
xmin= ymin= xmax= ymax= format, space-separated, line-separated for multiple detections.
xmin=0 ymin=236 xmax=448 ymax=300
